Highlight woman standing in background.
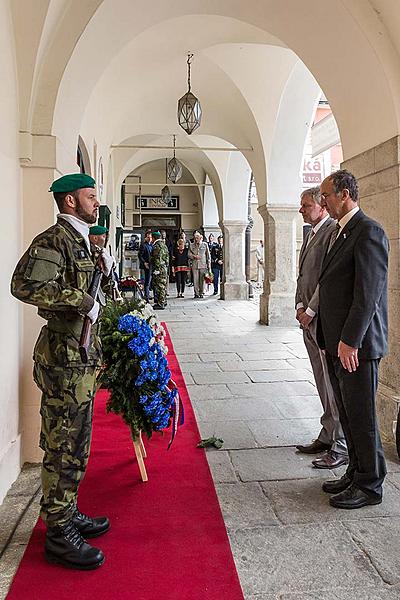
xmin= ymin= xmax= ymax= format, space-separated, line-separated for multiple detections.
xmin=172 ymin=238 xmax=190 ymax=298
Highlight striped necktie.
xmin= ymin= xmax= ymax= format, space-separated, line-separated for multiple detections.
xmin=306 ymin=229 xmax=316 ymax=248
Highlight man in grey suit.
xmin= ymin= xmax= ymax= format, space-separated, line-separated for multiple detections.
xmin=295 ymin=187 xmax=348 ymax=468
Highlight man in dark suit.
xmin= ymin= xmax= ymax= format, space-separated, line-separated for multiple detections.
xmin=317 ymin=169 xmax=389 ymax=509
xmin=295 ymin=187 xmax=348 ymax=468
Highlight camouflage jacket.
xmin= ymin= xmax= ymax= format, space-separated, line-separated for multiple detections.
xmin=11 ymin=217 xmax=110 ymax=367
xmin=151 ymin=240 xmax=169 ymax=276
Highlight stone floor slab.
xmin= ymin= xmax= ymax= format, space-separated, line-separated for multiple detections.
xmin=0 ymin=543 xmax=28 ymax=598
xmin=287 ymin=358 xmax=312 ymax=370
xmin=345 ymin=517 xmax=400 ymax=585
xmin=238 ymin=350 xmax=296 ymax=361
xmin=273 ymin=395 xmax=323 ymax=419
xmin=228 ymin=381 xmax=316 ymax=399
xmin=248 ymin=418 xmax=321 ymax=447
xmin=194 ymin=398 xmax=283 ymax=422
xmin=192 ymin=371 xmax=251 ymax=385
xmin=283 ymin=343 xmax=310 ymax=358
xmin=0 ymin=496 xmax=31 ymax=548
xmin=199 ymin=352 xmax=242 ymax=363
xmin=261 ymin=479 xmax=400 ymax=525
xmin=230 ymin=448 xmax=330 ymax=482
xmin=246 ymin=369 xmax=314 ymax=383
xmin=229 ymin=522 xmax=381 ymax=598
xmin=186 ymin=383 xmax=233 ymax=402
xmin=180 ymin=362 xmax=221 ymax=373
xmin=174 ymin=353 xmax=201 ymax=363
xmin=205 ymin=451 xmax=238 ymax=483
xmin=215 ymin=482 xmax=279 ymax=529
xmin=6 ymin=464 xmax=41 ymax=497
xmin=198 ymin=420 xmax=258 ymax=450
xmin=218 ymin=360 xmax=294 ymax=372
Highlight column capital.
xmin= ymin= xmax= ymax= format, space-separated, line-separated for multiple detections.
xmin=221 ymin=219 xmax=248 ymax=228
xmin=258 ymin=204 xmax=299 ymax=221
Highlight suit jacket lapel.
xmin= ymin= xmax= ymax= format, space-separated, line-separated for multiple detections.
xmin=320 ymin=209 xmax=364 ymax=275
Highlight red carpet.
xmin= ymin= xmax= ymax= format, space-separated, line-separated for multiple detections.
xmin=7 ymin=326 xmax=244 ymax=600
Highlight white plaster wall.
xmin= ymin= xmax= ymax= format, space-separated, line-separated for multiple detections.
xmin=203 ymin=178 xmax=219 ymax=228
xmin=0 ymin=0 xmax=22 ymax=502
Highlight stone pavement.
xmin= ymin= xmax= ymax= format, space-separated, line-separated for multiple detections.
xmin=163 ymin=293 xmax=400 ymax=600
xmin=1 ymin=292 xmax=400 ymax=599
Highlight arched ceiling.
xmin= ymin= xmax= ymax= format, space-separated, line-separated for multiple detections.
xmin=11 ymin=0 xmax=400 ymax=215
xmin=14 ymin=0 xmax=400 ymax=159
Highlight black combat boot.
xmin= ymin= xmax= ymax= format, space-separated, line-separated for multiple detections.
xmin=45 ymin=520 xmax=105 ymax=570
xmin=72 ymin=507 xmax=110 ymax=538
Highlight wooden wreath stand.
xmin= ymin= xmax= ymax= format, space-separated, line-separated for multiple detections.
xmin=132 ymin=431 xmax=148 ymax=482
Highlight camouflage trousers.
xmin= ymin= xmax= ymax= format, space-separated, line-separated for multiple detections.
xmin=153 ymin=274 xmax=168 ymax=306
xmin=33 ymin=363 xmax=97 ymax=526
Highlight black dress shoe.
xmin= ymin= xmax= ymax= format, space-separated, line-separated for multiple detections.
xmin=296 ymin=439 xmax=331 ymax=454
xmin=153 ymin=304 xmax=166 ymax=310
xmin=312 ymin=450 xmax=349 ymax=469
xmin=72 ymin=508 xmax=110 ymax=538
xmin=322 ymin=473 xmax=353 ymax=494
xmin=45 ymin=521 xmax=104 ymax=570
xmin=329 ymin=484 xmax=382 ymax=509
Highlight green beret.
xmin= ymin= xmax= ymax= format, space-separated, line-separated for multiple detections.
xmin=49 ymin=173 xmax=96 ymax=193
xmin=89 ymin=225 xmax=108 ymax=236
xmin=152 ymin=231 xmax=161 ymax=239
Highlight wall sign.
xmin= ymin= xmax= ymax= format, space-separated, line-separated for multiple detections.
xmin=135 ymin=195 xmax=179 ymax=210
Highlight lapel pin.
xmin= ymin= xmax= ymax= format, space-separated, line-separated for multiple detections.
xmin=343 ymin=233 xmax=347 ymax=239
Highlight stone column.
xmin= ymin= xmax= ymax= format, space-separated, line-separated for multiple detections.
xmin=220 ymin=220 xmax=248 ymax=300
xmin=342 ymin=136 xmax=400 ymax=442
xmin=258 ymin=204 xmax=298 ymax=326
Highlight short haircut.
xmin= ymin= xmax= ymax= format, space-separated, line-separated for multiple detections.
xmin=329 ymin=169 xmax=359 ymax=202
xmin=53 ymin=190 xmax=80 ymax=212
xmin=300 ymin=186 xmax=321 ymax=205
xmin=217 ymin=235 xmax=223 ymax=241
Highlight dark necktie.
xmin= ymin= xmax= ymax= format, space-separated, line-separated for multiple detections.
xmin=327 ymin=223 xmax=341 ymax=253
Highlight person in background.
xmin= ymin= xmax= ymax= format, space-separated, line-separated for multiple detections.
xmin=255 ymin=240 xmax=264 ymax=287
xmin=138 ymin=230 xmax=153 ymax=302
xmin=205 ymin=234 xmax=217 ymax=292
xmin=172 ymin=238 xmax=190 ymax=298
xmin=211 ymin=235 xmax=223 ymax=295
xmin=88 ymin=225 xmax=107 ymax=249
xmin=189 ymin=231 xmax=211 ymax=299
xmin=179 ymin=230 xmax=192 ymax=288
xmin=151 ymin=231 xmax=169 ymax=309
xmin=161 ymin=229 xmax=173 ymax=285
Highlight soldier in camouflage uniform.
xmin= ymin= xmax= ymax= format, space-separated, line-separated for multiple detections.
xmin=11 ymin=173 xmax=113 ymax=570
xmin=150 ymin=231 xmax=169 ymax=309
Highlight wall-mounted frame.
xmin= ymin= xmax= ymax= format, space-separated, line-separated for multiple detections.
xmin=135 ymin=195 xmax=179 ymax=210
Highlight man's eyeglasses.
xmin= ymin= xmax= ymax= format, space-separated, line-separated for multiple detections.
xmin=321 ymin=192 xmax=334 ymax=201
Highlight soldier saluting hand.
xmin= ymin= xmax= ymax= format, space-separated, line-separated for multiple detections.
xmin=11 ymin=173 xmax=112 ymax=570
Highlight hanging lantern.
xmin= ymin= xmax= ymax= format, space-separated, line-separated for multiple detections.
xmin=161 ymin=184 xmax=171 ymax=204
xmin=167 ymin=135 xmax=183 ymax=183
xmin=177 ymin=53 xmax=202 ymax=135
xmin=160 ymin=158 xmax=172 ymax=206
